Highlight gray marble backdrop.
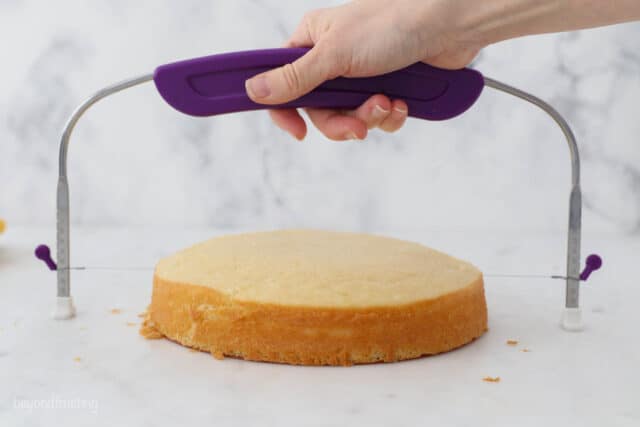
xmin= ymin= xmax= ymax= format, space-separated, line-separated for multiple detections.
xmin=1 ymin=0 xmax=639 ymax=233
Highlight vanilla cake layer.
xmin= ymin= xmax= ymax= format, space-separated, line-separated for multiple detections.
xmin=142 ymin=229 xmax=488 ymax=365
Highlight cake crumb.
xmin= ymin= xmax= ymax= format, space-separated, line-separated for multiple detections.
xmin=73 ymin=357 xmax=82 ymax=363
xmin=483 ymin=376 xmax=501 ymax=383
xmin=521 ymin=348 xmax=531 ymax=352
xmin=506 ymin=339 xmax=518 ymax=346
xmin=110 ymin=308 xmax=122 ymax=315
xmin=139 ymin=316 xmax=164 ymax=339
xmin=211 ymin=350 xmax=225 ymax=360
xmin=125 ymin=322 xmax=137 ymax=327
xmin=137 ymin=312 xmax=146 ymax=318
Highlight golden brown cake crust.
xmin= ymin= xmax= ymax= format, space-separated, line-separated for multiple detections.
xmin=142 ymin=274 xmax=488 ymax=366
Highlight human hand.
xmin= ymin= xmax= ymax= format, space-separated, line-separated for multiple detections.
xmin=244 ymin=0 xmax=482 ymax=141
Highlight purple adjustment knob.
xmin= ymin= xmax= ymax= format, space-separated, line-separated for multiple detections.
xmin=579 ymin=254 xmax=602 ymax=281
xmin=35 ymin=244 xmax=57 ymax=271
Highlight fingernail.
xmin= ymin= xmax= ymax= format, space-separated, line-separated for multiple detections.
xmin=346 ymin=132 xmax=359 ymax=140
xmin=245 ymin=76 xmax=271 ymax=99
xmin=372 ymin=104 xmax=389 ymax=119
xmin=394 ymin=106 xmax=408 ymax=114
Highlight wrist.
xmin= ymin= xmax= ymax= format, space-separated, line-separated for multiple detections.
xmin=418 ymin=0 xmax=491 ymax=56
xmin=445 ymin=0 xmax=512 ymax=49
xmin=450 ymin=0 xmax=566 ymax=47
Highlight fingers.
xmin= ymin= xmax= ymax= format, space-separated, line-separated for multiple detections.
xmin=305 ymin=108 xmax=368 ymax=141
xmin=303 ymin=95 xmax=408 ymax=141
xmin=266 ymin=98 xmax=409 ymax=142
xmin=379 ymin=99 xmax=408 ymax=132
xmin=348 ymin=94 xmax=392 ymax=129
xmin=269 ymin=109 xmax=307 ymax=140
xmin=245 ymin=43 xmax=338 ymax=105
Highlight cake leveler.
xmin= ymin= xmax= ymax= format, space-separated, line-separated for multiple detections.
xmin=42 ymin=48 xmax=601 ymax=330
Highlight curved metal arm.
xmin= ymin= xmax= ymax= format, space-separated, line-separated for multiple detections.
xmin=56 ymin=74 xmax=153 ymax=317
xmin=483 ymin=77 xmax=582 ymax=316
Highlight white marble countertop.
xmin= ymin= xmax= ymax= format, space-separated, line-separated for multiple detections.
xmin=1 ymin=226 xmax=638 ymax=426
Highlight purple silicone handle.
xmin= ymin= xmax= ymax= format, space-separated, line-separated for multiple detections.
xmin=154 ymin=48 xmax=484 ymax=121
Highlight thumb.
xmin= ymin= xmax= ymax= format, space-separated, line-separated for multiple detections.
xmin=245 ymin=46 xmax=335 ymax=105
